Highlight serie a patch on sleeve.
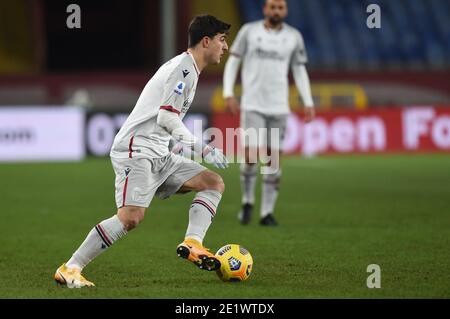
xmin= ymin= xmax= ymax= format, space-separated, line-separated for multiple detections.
xmin=174 ymin=81 xmax=186 ymax=96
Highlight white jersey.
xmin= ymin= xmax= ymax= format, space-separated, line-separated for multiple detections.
xmin=110 ymin=52 xmax=200 ymax=159
xmin=230 ymin=20 xmax=308 ymax=115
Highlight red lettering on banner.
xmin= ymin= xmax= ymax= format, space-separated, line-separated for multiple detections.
xmin=403 ymin=107 xmax=450 ymax=150
xmin=211 ymin=107 xmax=450 ymax=155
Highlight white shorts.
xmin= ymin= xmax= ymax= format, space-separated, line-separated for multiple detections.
xmin=240 ymin=111 xmax=288 ymax=151
xmin=111 ymin=153 xmax=207 ymax=208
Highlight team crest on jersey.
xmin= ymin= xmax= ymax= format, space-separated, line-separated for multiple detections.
xmin=174 ymin=81 xmax=185 ymax=96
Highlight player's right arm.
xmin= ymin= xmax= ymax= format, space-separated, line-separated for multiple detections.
xmin=157 ymin=66 xmax=228 ymax=169
xmin=156 ymin=65 xmax=197 ymax=146
xmin=223 ymin=56 xmax=241 ymax=115
xmin=223 ymin=24 xmax=250 ymax=115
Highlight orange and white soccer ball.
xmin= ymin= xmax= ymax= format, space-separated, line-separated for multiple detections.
xmin=215 ymin=244 xmax=253 ymax=282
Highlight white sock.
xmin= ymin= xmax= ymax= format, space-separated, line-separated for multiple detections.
xmin=66 ymin=215 xmax=127 ymax=270
xmin=185 ymin=190 xmax=222 ymax=244
xmin=261 ymin=170 xmax=281 ymax=218
xmin=240 ymin=163 xmax=258 ymax=205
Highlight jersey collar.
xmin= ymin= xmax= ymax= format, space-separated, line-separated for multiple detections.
xmin=186 ymin=51 xmax=200 ymax=77
xmin=262 ymin=20 xmax=285 ymax=33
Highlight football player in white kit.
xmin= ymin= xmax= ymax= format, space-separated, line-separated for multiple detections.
xmin=55 ymin=15 xmax=230 ymax=288
xmin=223 ymin=0 xmax=315 ymax=226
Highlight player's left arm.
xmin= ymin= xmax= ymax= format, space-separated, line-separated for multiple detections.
xmin=291 ymin=31 xmax=315 ymax=123
xmin=292 ymin=64 xmax=315 ymax=122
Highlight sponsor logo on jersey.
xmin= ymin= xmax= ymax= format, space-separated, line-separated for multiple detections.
xmin=125 ymin=167 xmax=131 ymax=176
xmin=181 ymin=99 xmax=190 ymax=113
xmin=255 ymin=48 xmax=285 ymax=61
xmin=174 ymin=81 xmax=185 ymax=96
xmin=182 ymin=69 xmax=190 ymax=78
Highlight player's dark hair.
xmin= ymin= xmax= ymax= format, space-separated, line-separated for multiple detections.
xmin=188 ymin=15 xmax=231 ymax=48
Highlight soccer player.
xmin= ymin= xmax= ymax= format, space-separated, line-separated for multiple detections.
xmin=55 ymin=15 xmax=230 ymax=288
xmin=223 ymin=0 xmax=315 ymax=226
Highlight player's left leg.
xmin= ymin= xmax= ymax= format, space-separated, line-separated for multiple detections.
xmin=178 ymin=169 xmax=224 ymax=240
xmin=155 ymin=159 xmax=224 ymax=271
xmin=260 ymin=147 xmax=281 ymax=226
xmin=157 ymin=158 xmax=225 ymax=244
xmin=259 ymin=114 xmax=288 ymax=226
xmin=176 ymin=169 xmax=224 ymax=270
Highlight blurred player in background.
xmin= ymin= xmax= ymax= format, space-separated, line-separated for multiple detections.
xmin=223 ymin=0 xmax=315 ymax=226
xmin=55 ymin=15 xmax=230 ymax=288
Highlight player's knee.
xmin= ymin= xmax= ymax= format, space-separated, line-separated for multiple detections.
xmin=214 ymin=176 xmax=225 ymax=194
xmin=204 ymin=170 xmax=225 ymax=194
xmin=262 ymin=171 xmax=281 ymax=189
xmin=117 ymin=206 xmax=145 ymax=231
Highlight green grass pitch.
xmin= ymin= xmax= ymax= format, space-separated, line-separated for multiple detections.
xmin=0 ymin=154 xmax=449 ymax=298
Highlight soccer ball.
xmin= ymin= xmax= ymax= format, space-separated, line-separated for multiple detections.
xmin=215 ymin=244 xmax=253 ymax=282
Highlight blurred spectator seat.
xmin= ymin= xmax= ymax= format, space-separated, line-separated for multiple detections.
xmin=238 ymin=0 xmax=450 ymax=70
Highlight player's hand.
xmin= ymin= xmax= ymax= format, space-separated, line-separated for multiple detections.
xmin=304 ymin=107 xmax=315 ymax=123
xmin=202 ymin=145 xmax=229 ymax=169
xmin=225 ymin=97 xmax=240 ymax=115
xmin=171 ymin=142 xmax=184 ymax=156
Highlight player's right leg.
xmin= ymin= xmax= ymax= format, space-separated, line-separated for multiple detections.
xmin=238 ymin=111 xmax=265 ymax=224
xmin=54 ymin=206 xmax=144 ymax=288
xmin=55 ymin=157 xmax=151 ymax=288
xmin=239 ymin=147 xmax=257 ymax=225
